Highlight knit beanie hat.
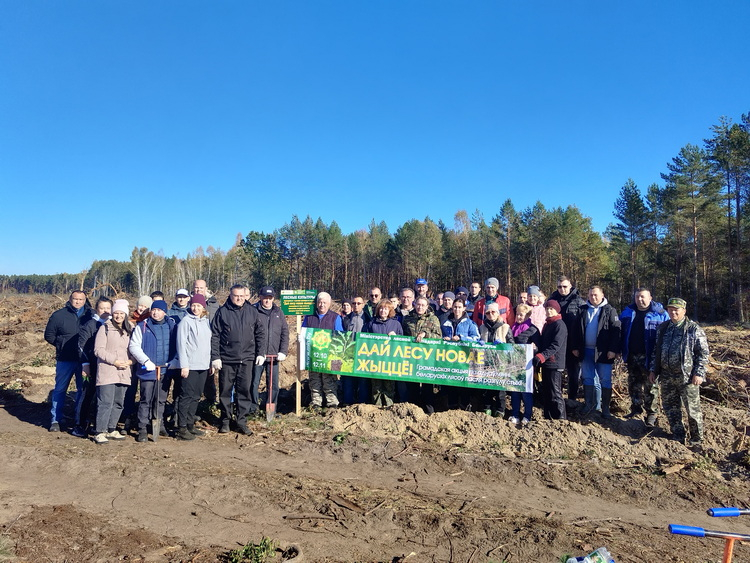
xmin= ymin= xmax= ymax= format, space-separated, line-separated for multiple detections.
xmin=150 ymin=300 xmax=168 ymax=313
xmin=112 ymin=299 xmax=130 ymax=315
xmin=544 ymin=299 xmax=561 ymax=314
xmin=190 ymin=294 xmax=208 ymax=308
xmin=137 ymin=295 xmax=153 ymax=309
xmin=484 ymin=277 xmax=499 ymax=288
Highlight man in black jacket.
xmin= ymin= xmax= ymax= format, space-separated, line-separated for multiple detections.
xmin=549 ymin=276 xmax=586 ymax=409
xmin=571 ymin=285 xmax=621 ymax=418
xmin=44 ymin=290 xmax=93 ymax=432
xmin=211 ymin=285 xmax=267 ymax=434
xmin=252 ymin=286 xmax=289 ymax=417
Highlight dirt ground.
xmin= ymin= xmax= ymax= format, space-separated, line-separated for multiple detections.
xmin=2 ymin=293 xmax=750 ymax=563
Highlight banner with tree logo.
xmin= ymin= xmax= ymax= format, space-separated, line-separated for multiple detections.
xmin=299 ymin=328 xmax=533 ymax=392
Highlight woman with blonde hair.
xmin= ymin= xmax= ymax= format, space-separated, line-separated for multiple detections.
xmin=508 ymin=303 xmax=539 ymax=426
xmin=92 ymin=299 xmax=134 ymax=444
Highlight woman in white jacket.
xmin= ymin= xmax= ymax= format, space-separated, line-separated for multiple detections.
xmin=175 ymin=294 xmax=212 ymax=440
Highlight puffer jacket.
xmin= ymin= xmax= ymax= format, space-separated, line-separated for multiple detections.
xmin=651 ymin=318 xmax=709 ymax=383
xmin=440 ymin=314 xmax=480 ymax=341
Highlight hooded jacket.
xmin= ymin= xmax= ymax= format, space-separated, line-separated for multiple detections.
xmin=176 ymin=312 xmax=212 ymax=371
xmin=571 ymin=299 xmax=621 ymax=363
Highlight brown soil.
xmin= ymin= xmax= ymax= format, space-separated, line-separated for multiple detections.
xmin=2 ymin=294 xmax=750 ymax=562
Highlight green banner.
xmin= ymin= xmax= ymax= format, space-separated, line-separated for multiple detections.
xmin=299 ymin=328 xmax=533 ymax=392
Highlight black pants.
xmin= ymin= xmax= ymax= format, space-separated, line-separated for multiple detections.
xmin=565 ymin=349 xmax=581 ymax=400
xmin=219 ymin=363 xmax=253 ymax=423
xmin=137 ymin=378 xmax=169 ymax=430
xmin=251 ymin=361 xmax=280 ymax=412
xmin=177 ymin=369 xmax=209 ymax=427
xmin=77 ymin=364 xmax=98 ymax=429
xmin=541 ymin=367 xmax=566 ymax=420
xmin=162 ymin=369 xmax=182 ymax=425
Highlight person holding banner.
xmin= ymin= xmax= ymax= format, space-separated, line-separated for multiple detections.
xmin=403 ymin=297 xmax=442 ymax=407
xmin=532 ymin=299 xmax=568 ymax=420
xmin=302 ymin=292 xmax=343 ymax=409
xmin=441 ymin=298 xmax=480 ymax=342
xmin=509 ymin=304 xmax=539 ymax=424
xmin=364 ymin=299 xmax=404 ymax=407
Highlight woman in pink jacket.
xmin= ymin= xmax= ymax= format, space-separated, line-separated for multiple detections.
xmin=93 ymin=299 xmax=134 ymax=444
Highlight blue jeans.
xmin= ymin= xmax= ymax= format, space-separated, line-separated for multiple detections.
xmin=341 ymin=376 xmax=370 ymax=405
xmin=581 ymin=348 xmax=612 ymax=410
xmin=510 ymin=391 xmax=533 ymax=420
xmin=50 ymin=361 xmax=83 ymax=425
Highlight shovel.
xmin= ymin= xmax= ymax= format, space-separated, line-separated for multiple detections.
xmin=152 ymin=366 xmax=162 ymax=442
xmin=265 ymin=355 xmax=278 ymax=423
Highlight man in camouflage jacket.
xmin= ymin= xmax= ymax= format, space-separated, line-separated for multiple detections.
xmin=649 ymin=298 xmax=709 ymax=446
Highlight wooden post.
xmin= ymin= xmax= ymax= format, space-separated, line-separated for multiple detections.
xmin=295 ymin=315 xmax=302 ymax=417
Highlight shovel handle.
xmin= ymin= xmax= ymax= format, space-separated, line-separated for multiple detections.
xmin=709 ymin=508 xmax=749 ymax=517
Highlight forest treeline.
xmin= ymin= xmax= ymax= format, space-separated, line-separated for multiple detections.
xmin=2 ymin=113 xmax=749 ymax=322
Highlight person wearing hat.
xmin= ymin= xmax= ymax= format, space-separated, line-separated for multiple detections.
xmin=252 ymin=286 xmax=289 ymax=416
xmin=531 ymin=299 xmax=568 ymax=420
xmin=527 ymin=286 xmax=546 ymax=332
xmin=128 ymin=299 xmax=178 ymax=442
xmin=649 ymin=298 xmax=709 ymax=446
xmin=471 ymin=277 xmax=514 ymax=326
xmin=91 ymin=299 xmax=134 ymax=444
xmin=436 ymin=291 xmax=455 ymax=325
xmin=619 ymin=288 xmax=670 ymax=427
xmin=174 ymin=293 xmax=213 ymax=440
xmin=168 ymin=289 xmax=191 ymax=323
xmin=414 ymin=278 xmax=439 ymax=311
xmin=570 ymin=285 xmax=621 ymax=418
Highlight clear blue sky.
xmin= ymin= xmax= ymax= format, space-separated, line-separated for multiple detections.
xmin=1 ymin=1 xmax=748 ymax=275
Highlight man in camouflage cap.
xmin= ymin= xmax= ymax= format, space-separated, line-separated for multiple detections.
xmin=649 ymin=298 xmax=709 ymax=446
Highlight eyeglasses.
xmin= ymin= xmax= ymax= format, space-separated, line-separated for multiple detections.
xmin=370 ymin=294 xmax=380 ymax=298
xmin=353 ymin=301 xmax=364 ymax=305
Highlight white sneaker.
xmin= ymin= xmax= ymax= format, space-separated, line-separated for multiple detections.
xmin=521 ymin=418 xmax=531 ymax=426
xmin=93 ymin=433 xmax=109 ymax=444
xmin=107 ymin=431 xmax=125 ymax=440
xmin=508 ymin=416 xmax=520 ymax=424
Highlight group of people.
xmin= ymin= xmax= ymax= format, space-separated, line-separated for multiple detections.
xmin=43 ymin=274 xmax=709 ymax=447
xmin=43 ymin=280 xmax=288 ymax=443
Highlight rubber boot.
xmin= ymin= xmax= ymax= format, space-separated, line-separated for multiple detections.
xmin=581 ymin=385 xmax=596 ymax=416
xmin=601 ymin=387 xmax=613 ymax=419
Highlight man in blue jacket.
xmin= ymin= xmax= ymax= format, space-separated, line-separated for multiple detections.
xmin=620 ymin=288 xmax=669 ymax=427
xmin=44 ymin=290 xmax=93 ymax=432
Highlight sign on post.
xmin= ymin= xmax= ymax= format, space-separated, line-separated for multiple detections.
xmin=280 ymin=289 xmax=317 ymax=316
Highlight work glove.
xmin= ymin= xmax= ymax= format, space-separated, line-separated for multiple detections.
xmin=144 ymin=360 xmax=156 ymax=372
xmin=255 ymin=355 xmax=266 ymax=366
xmin=211 ymin=359 xmax=222 ymax=371
xmin=277 ymin=352 xmax=287 ymax=362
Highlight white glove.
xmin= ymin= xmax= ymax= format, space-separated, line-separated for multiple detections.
xmin=277 ymin=352 xmax=287 ymax=362
xmin=255 ymin=355 xmax=266 ymax=366
xmin=211 ymin=359 xmax=222 ymax=371
xmin=144 ymin=360 xmax=156 ymax=372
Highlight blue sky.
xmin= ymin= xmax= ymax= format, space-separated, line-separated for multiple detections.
xmin=1 ymin=1 xmax=748 ymax=275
